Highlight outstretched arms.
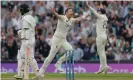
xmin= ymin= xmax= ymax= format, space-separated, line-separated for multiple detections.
xmin=50 ymin=7 xmax=63 ymax=20
xmin=72 ymin=13 xmax=90 ymax=23
xmin=86 ymin=2 xmax=100 ymax=18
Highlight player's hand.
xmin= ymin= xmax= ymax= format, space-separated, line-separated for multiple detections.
xmin=86 ymin=1 xmax=89 ymax=7
xmin=50 ymin=7 xmax=55 ymax=13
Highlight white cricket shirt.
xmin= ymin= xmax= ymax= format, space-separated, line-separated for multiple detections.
xmin=89 ymin=6 xmax=108 ymax=36
xmin=96 ymin=14 xmax=108 ymax=36
xmin=54 ymin=15 xmax=75 ymax=38
xmin=21 ymin=12 xmax=36 ymax=40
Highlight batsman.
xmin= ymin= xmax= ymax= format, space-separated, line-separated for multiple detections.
xmin=13 ymin=4 xmax=39 ymax=79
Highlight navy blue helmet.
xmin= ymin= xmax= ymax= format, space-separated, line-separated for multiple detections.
xmin=19 ymin=3 xmax=30 ymax=15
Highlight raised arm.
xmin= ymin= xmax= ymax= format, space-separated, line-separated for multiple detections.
xmin=72 ymin=14 xmax=90 ymax=23
xmin=86 ymin=3 xmax=100 ymax=18
xmin=50 ymin=7 xmax=63 ymax=20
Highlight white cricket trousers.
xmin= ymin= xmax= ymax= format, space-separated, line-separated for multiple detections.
xmin=40 ymin=35 xmax=73 ymax=73
xmin=17 ymin=37 xmax=39 ymax=76
xmin=18 ymin=38 xmax=35 ymax=59
xmin=96 ymin=34 xmax=107 ymax=69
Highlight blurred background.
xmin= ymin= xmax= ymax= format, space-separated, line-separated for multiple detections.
xmin=1 ymin=0 xmax=133 ymax=65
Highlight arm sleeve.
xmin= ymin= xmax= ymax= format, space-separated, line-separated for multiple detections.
xmin=88 ymin=6 xmax=101 ymax=18
xmin=22 ymin=20 xmax=30 ymax=29
xmin=21 ymin=20 xmax=30 ymax=39
xmin=58 ymin=15 xmax=64 ymax=21
xmin=22 ymin=15 xmax=36 ymax=28
xmin=72 ymin=16 xmax=86 ymax=23
xmin=52 ymin=11 xmax=64 ymax=20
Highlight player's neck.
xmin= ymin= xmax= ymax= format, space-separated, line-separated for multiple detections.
xmin=66 ymin=15 xmax=71 ymax=20
xmin=101 ymin=13 xmax=106 ymax=15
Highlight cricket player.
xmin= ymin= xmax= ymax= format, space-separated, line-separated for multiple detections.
xmin=86 ymin=3 xmax=110 ymax=74
xmin=36 ymin=7 xmax=88 ymax=78
xmin=13 ymin=4 xmax=39 ymax=79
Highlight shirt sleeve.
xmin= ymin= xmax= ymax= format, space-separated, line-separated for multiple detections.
xmin=22 ymin=15 xmax=36 ymax=28
xmin=58 ymin=15 xmax=64 ymax=21
xmin=22 ymin=20 xmax=30 ymax=29
xmin=71 ymin=16 xmax=85 ymax=24
xmin=89 ymin=6 xmax=101 ymax=18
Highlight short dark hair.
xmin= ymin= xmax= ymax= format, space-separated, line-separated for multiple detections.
xmin=65 ymin=8 xmax=73 ymax=14
xmin=98 ymin=8 xmax=106 ymax=14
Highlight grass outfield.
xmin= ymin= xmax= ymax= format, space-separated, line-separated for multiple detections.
xmin=1 ymin=73 xmax=133 ymax=80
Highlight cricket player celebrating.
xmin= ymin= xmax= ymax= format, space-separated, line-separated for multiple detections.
xmin=13 ymin=4 xmax=39 ymax=79
xmin=36 ymin=7 xmax=88 ymax=78
xmin=86 ymin=2 xmax=110 ymax=74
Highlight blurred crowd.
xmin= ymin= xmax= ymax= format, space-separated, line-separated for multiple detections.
xmin=1 ymin=1 xmax=133 ymax=61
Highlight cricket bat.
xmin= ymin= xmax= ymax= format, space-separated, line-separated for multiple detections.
xmin=24 ymin=48 xmax=30 ymax=80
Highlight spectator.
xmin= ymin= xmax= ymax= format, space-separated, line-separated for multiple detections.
xmin=83 ymin=37 xmax=97 ymax=60
xmin=73 ymin=43 xmax=84 ymax=61
xmin=37 ymin=2 xmax=46 ymax=23
xmin=45 ymin=32 xmax=53 ymax=46
xmin=78 ymin=38 xmax=86 ymax=50
xmin=114 ymin=49 xmax=122 ymax=61
xmin=1 ymin=29 xmax=8 ymax=61
xmin=35 ymin=34 xmax=50 ymax=60
xmin=6 ymin=32 xmax=18 ymax=60
xmin=122 ymin=41 xmax=132 ymax=54
xmin=106 ymin=48 xmax=115 ymax=60
xmin=121 ymin=53 xmax=129 ymax=60
xmin=83 ymin=43 xmax=90 ymax=60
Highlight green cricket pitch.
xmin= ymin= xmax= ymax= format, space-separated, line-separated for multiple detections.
xmin=1 ymin=73 xmax=133 ymax=80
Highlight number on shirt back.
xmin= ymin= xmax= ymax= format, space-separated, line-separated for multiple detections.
xmin=103 ymin=21 xmax=107 ymax=29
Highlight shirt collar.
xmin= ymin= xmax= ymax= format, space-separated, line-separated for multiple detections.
xmin=65 ymin=15 xmax=69 ymax=21
xmin=22 ymin=11 xmax=32 ymax=18
xmin=65 ymin=15 xmax=72 ymax=21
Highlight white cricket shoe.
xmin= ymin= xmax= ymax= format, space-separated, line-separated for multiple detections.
xmin=95 ymin=66 xmax=110 ymax=74
xmin=32 ymin=76 xmax=44 ymax=80
xmin=32 ymin=69 xmax=44 ymax=80
xmin=55 ymin=63 xmax=65 ymax=73
xmin=38 ymin=68 xmax=45 ymax=77
xmin=32 ymin=74 xmax=44 ymax=80
xmin=102 ymin=66 xmax=111 ymax=74
xmin=13 ymin=75 xmax=23 ymax=79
